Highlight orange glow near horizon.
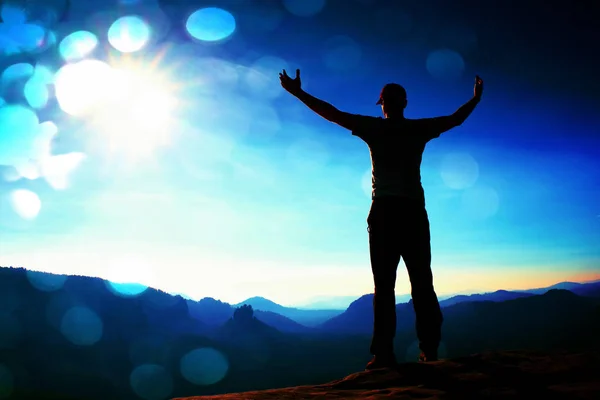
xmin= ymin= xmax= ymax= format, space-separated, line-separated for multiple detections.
xmin=1 ymin=243 xmax=598 ymax=306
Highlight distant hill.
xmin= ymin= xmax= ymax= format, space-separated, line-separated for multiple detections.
xmin=253 ymin=310 xmax=315 ymax=333
xmin=317 ymin=289 xmax=600 ymax=354
xmin=524 ymin=281 xmax=600 ymax=298
xmin=318 ymin=294 xmax=375 ymax=334
xmin=525 ymin=281 xmax=586 ymax=294
xmin=431 ymin=281 xmax=600 ymax=309
xmin=234 ymin=296 xmax=342 ymax=327
xmin=440 ymin=289 xmax=600 ymax=355
xmin=187 ymin=297 xmax=233 ymax=326
xmin=297 ymin=294 xmax=413 ymax=310
xmin=296 ymin=290 xmax=501 ymax=311
xmin=439 ymin=289 xmax=534 ymax=307
xmin=234 ymin=297 xmax=288 ymax=314
xmin=214 ymin=306 xmax=284 ymax=343
xmin=311 ymin=280 xmax=600 ymax=315
xmin=318 ymin=294 xmax=417 ymax=335
xmin=182 ymin=297 xmax=313 ymax=333
xmin=570 ymin=281 xmax=600 ymax=298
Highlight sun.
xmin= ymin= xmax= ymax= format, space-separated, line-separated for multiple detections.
xmin=96 ymin=49 xmax=186 ymax=160
xmin=55 ymin=44 xmax=198 ymax=164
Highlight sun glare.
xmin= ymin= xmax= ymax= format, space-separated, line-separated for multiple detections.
xmin=54 ymin=60 xmax=114 ymax=117
xmin=88 ymin=62 xmax=179 ymax=159
xmin=54 ymin=48 xmax=183 ymax=161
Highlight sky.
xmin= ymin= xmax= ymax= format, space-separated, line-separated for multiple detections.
xmin=0 ymin=0 xmax=599 ymax=307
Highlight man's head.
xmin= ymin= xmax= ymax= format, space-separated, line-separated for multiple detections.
xmin=376 ymin=83 xmax=407 ymax=118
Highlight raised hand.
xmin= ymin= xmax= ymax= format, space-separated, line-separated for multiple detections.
xmin=474 ymin=75 xmax=484 ymax=100
xmin=279 ymin=69 xmax=302 ymax=96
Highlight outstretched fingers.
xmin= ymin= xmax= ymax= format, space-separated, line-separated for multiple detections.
xmin=279 ymin=69 xmax=288 ymax=84
xmin=279 ymin=68 xmax=300 ymax=88
xmin=279 ymin=68 xmax=300 ymax=81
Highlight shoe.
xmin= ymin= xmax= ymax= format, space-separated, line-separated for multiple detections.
xmin=365 ymin=354 xmax=398 ymax=370
xmin=418 ymin=350 xmax=438 ymax=362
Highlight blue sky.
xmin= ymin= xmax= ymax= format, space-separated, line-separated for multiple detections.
xmin=0 ymin=0 xmax=598 ymax=306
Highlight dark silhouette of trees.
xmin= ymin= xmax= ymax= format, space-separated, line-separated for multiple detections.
xmin=234 ymin=304 xmax=254 ymax=324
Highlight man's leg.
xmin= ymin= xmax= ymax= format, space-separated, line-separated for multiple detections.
xmin=400 ymin=203 xmax=443 ymax=360
xmin=367 ymin=199 xmax=402 ymax=358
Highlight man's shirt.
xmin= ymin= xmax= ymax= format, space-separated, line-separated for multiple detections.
xmin=351 ymin=115 xmax=447 ymax=206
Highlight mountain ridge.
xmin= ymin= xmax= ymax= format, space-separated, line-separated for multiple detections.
xmin=233 ymin=296 xmax=342 ymax=327
xmin=1 ymin=266 xmax=599 ymax=400
xmin=2 ymin=266 xmax=599 ymax=330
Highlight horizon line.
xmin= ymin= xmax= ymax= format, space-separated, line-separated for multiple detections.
xmin=1 ymin=265 xmax=598 ymax=308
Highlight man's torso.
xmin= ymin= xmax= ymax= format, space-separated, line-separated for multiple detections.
xmin=353 ymin=118 xmax=435 ymax=206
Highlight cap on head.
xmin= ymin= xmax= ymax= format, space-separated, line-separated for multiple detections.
xmin=376 ymin=83 xmax=407 ymax=105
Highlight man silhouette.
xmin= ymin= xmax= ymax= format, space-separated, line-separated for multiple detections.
xmin=279 ymin=69 xmax=484 ymax=370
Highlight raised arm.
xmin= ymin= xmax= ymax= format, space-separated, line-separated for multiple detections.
xmin=279 ymin=69 xmax=365 ymax=132
xmin=422 ymin=75 xmax=484 ymax=138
